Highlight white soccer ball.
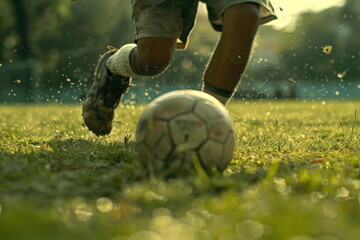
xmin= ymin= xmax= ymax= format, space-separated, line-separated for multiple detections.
xmin=135 ymin=90 xmax=235 ymax=176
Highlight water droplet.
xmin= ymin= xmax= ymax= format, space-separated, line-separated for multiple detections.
xmin=186 ymin=211 xmax=205 ymax=228
xmin=96 ymin=197 xmax=113 ymax=213
xmin=273 ymin=177 xmax=288 ymax=194
xmin=75 ymin=206 xmax=93 ymax=221
xmin=236 ymin=220 xmax=264 ymax=240
xmin=336 ymin=187 xmax=349 ymax=199
xmin=72 ymin=197 xmax=93 ymax=221
xmin=153 ymin=208 xmax=171 ymax=217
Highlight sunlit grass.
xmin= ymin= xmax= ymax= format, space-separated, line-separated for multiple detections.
xmin=0 ymin=101 xmax=359 ymax=240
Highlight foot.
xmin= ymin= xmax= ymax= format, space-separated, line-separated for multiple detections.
xmin=82 ymin=47 xmax=132 ymax=136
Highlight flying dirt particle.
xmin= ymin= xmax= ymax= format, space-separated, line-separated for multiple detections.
xmin=310 ymin=157 xmax=326 ymax=162
xmin=322 ymin=45 xmax=333 ymax=54
xmin=288 ymin=78 xmax=297 ymax=83
xmin=337 ymin=69 xmax=348 ymax=78
xmin=231 ymin=54 xmax=242 ymax=64
xmin=258 ymin=79 xmax=269 ymax=89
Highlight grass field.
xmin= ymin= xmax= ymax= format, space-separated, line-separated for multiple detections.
xmin=0 ymin=101 xmax=359 ymax=240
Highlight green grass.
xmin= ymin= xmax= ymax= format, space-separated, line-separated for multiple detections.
xmin=0 ymin=101 xmax=359 ymax=240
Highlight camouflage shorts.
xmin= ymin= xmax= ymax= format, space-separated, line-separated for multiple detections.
xmin=131 ymin=0 xmax=277 ymax=49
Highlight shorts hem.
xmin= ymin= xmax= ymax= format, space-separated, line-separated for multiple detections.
xmin=260 ymin=15 xmax=278 ymax=25
xmin=134 ymin=32 xmax=188 ymax=50
xmin=219 ymin=0 xmax=278 ymax=25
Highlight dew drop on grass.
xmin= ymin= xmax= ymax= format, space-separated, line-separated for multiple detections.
xmin=96 ymin=197 xmax=113 ymax=213
xmin=75 ymin=206 xmax=93 ymax=222
xmin=72 ymin=197 xmax=93 ymax=221
xmin=153 ymin=207 xmax=171 ymax=217
xmin=149 ymin=211 xmax=181 ymax=239
xmin=236 ymin=220 xmax=264 ymax=240
xmin=186 ymin=211 xmax=205 ymax=228
xmin=336 ymin=187 xmax=349 ymax=199
xmin=311 ymin=191 xmax=327 ymax=204
xmin=273 ymin=177 xmax=287 ymax=194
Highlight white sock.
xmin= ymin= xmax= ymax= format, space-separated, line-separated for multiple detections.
xmin=106 ymin=44 xmax=138 ymax=77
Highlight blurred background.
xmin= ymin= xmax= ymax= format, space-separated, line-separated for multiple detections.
xmin=0 ymin=0 xmax=359 ymax=103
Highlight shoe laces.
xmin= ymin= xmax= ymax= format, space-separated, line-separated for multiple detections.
xmin=107 ymin=45 xmax=118 ymax=53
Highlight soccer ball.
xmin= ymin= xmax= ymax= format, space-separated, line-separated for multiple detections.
xmin=135 ymin=90 xmax=235 ymax=176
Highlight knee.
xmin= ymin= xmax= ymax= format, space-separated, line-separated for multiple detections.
xmin=138 ymin=54 xmax=172 ymax=76
xmin=134 ymin=38 xmax=176 ymax=76
xmin=223 ymin=3 xmax=260 ymax=30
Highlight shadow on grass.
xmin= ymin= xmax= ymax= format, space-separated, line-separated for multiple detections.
xmin=0 ymin=137 xmax=144 ymax=201
xmin=45 ymin=138 xmax=138 ymax=168
xmin=1 ymin=137 xmax=303 ymax=202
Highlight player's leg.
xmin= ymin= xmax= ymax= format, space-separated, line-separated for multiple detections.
xmin=106 ymin=0 xmax=182 ymax=78
xmin=133 ymin=37 xmax=177 ymax=76
xmin=82 ymin=0 xmax=181 ymax=136
xmin=106 ymin=37 xmax=177 ymax=77
xmin=82 ymin=38 xmax=177 ymax=136
xmin=203 ymin=3 xmax=260 ymax=105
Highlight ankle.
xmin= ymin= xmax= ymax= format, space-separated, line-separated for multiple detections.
xmin=106 ymin=44 xmax=139 ymax=77
xmin=202 ymin=82 xmax=234 ymax=105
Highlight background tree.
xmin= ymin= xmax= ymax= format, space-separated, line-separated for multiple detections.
xmin=1 ymin=0 xmax=359 ymax=102
xmin=281 ymin=0 xmax=359 ymax=82
xmin=1 ymin=0 xmax=133 ymax=102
